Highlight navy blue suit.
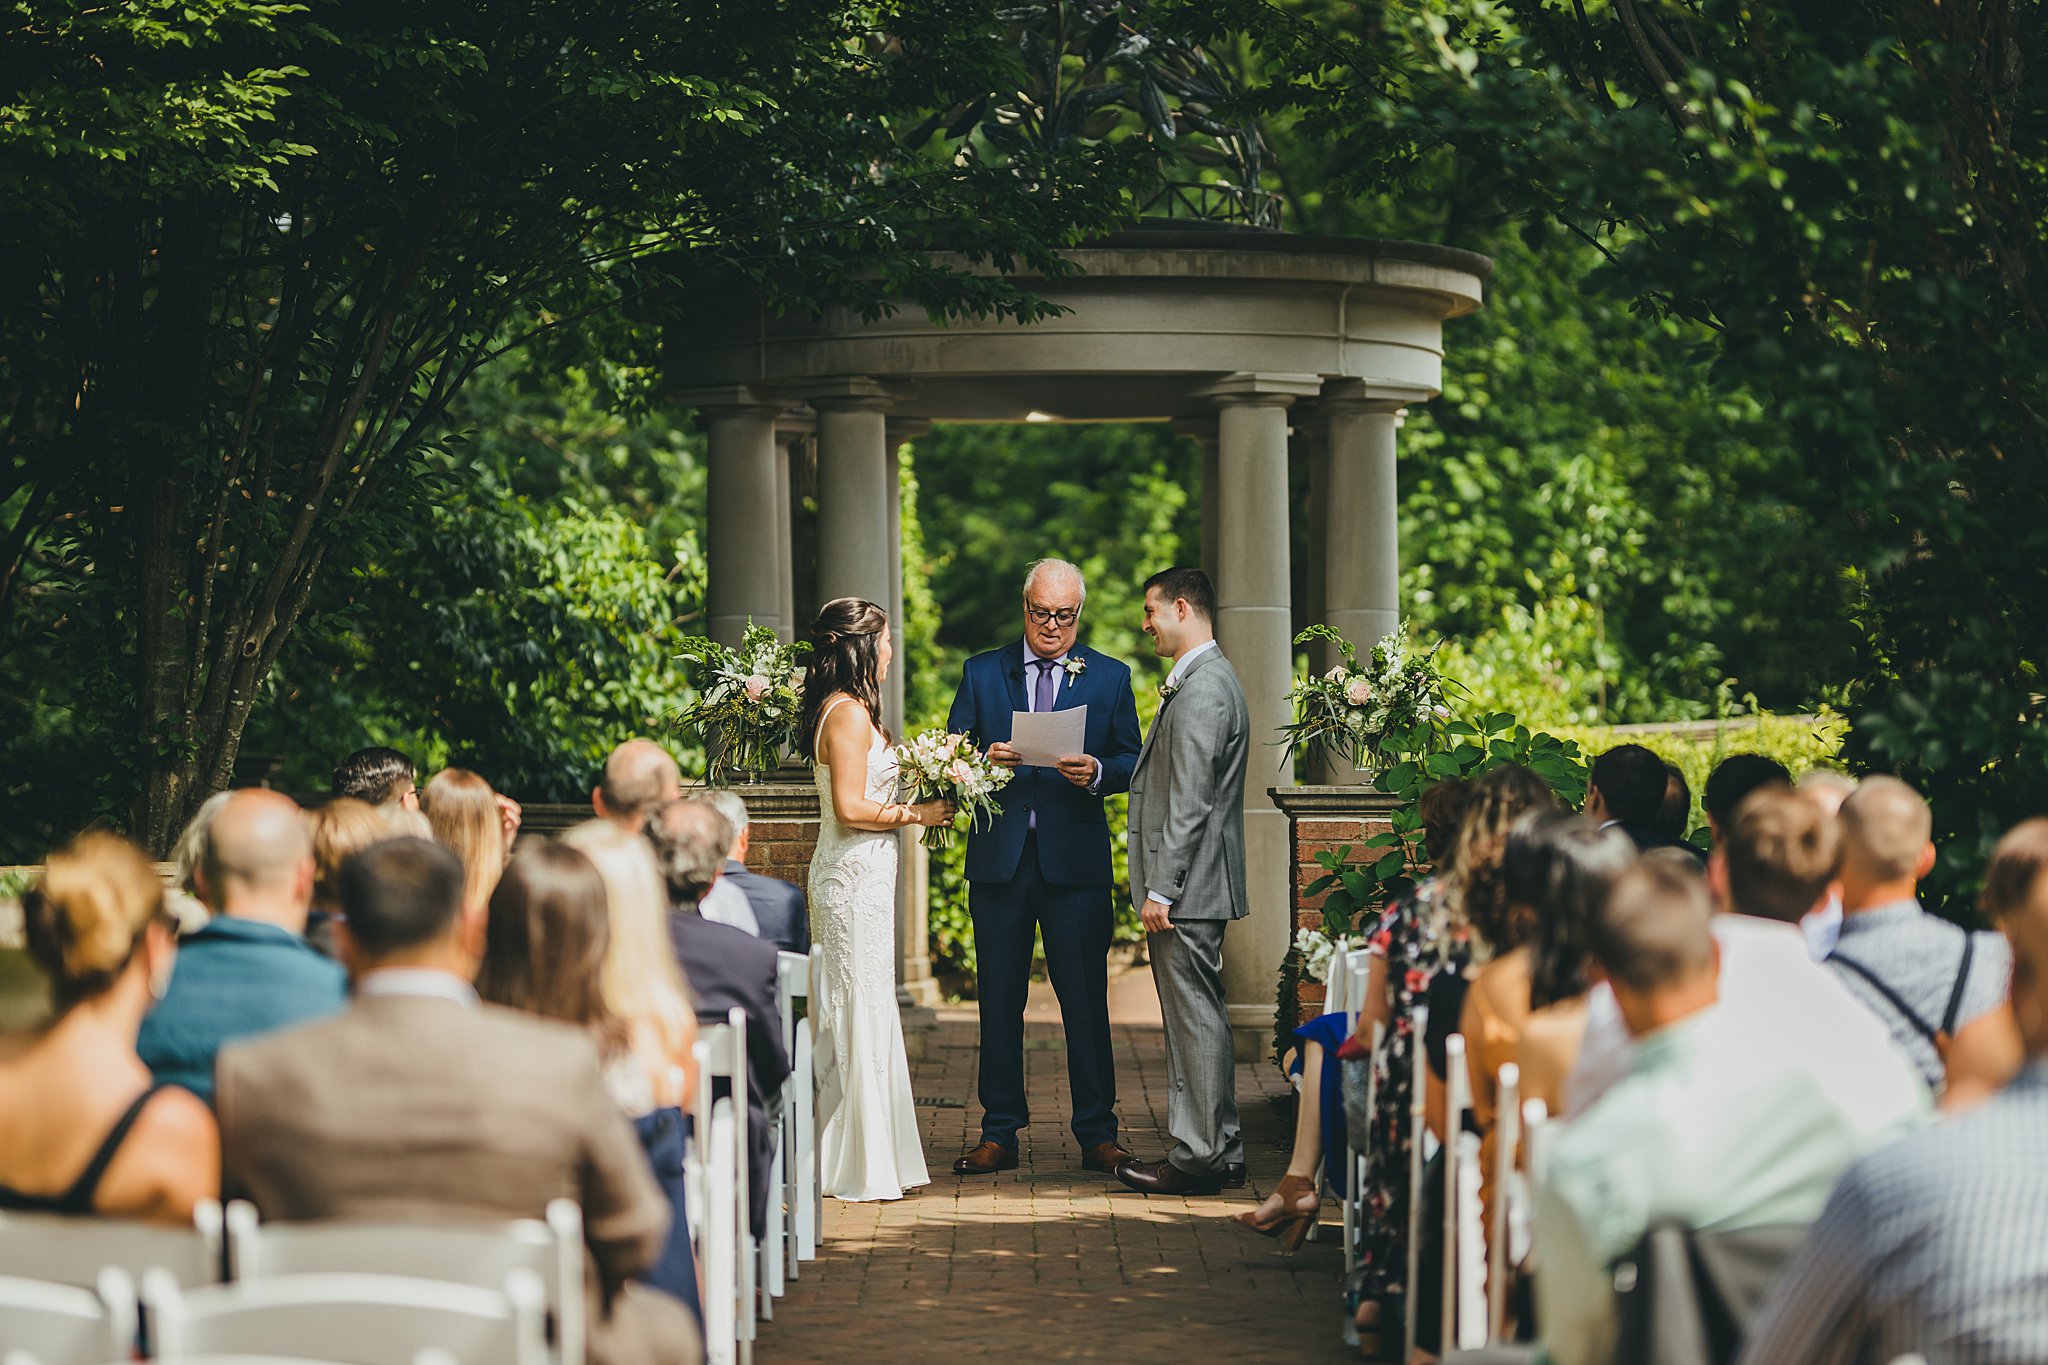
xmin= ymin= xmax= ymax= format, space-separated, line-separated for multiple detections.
xmin=947 ymin=640 xmax=1143 ymax=1149
xmin=721 ymin=860 xmax=810 ymax=956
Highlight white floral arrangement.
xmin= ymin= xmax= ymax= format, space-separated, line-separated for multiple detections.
xmin=1292 ymin=926 xmax=1339 ymax=984
xmin=893 ymin=729 xmax=1013 ymax=849
xmin=673 ymin=623 xmax=811 ymax=783
xmin=1282 ymin=621 xmax=1450 ymax=773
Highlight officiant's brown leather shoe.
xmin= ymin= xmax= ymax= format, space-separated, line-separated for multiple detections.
xmin=1114 ymin=1157 xmax=1226 ymax=1196
xmin=952 ymin=1140 xmax=1018 ymax=1175
xmin=1081 ymin=1141 xmax=1134 ymax=1173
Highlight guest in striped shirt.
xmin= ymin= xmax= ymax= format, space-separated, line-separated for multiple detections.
xmin=1738 ymin=817 xmax=2048 ymax=1365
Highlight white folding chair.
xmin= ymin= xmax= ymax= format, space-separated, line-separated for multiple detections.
xmin=1452 ymin=1129 xmax=1487 ymax=1351
xmin=698 ymin=1099 xmax=741 ymax=1365
xmin=223 ymin=1199 xmax=584 ymax=1365
xmin=142 ymin=1268 xmax=547 ymax=1365
xmin=1340 ymin=947 xmax=1379 ymax=1280
xmin=798 ymin=945 xmax=822 ymax=1261
xmin=1440 ymin=1032 xmax=1472 ymax=1356
xmin=0 ymin=1269 xmax=134 ymax=1365
xmin=1488 ymin=1063 xmax=1521 ymax=1343
xmin=692 ymin=1011 xmax=749 ymax=1365
xmin=0 ymin=1201 xmax=223 ymax=1290
xmin=1402 ymin=1002 xmax=1431 ymax=1363
xmin=768 ymin=950 xmax=808 ymax=1300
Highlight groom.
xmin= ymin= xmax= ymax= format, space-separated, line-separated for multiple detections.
xmin=1116 ymin=566 xmax=1250 ymax=1197
xmin=946 ymin=559 xmax=1144 ymax=1176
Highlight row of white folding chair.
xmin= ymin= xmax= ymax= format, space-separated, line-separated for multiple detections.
xmin=689 ymin=1009 xmax=751 ymax=1365
xmin=1334 ymin=944 xmax=1379 ymax=1275
xmin=772 ymin=947 xmax=821 ymax=1294
xmin=1441 ymin=1049 xmax=1556 ymax=1353
xmin=0 ymin=1268 xmax=134 ymax=1365
xmin=222 ymin=1198 xmax=585 ymax=1365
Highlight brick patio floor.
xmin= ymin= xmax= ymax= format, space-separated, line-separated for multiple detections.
xmin=758 ymin=967 xmax=1358 ymax=1363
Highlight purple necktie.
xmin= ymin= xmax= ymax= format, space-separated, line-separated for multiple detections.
xmin=1033 ymin=658 xmax=1059 ymax=713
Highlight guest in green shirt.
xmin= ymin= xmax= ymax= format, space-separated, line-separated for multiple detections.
xmin=1534 ymin=859 xmax=1927 ymax=1365
xmin=137 ymin=789 xmax=347 ymax=1105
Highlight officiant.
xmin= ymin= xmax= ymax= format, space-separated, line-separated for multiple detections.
xmin=945 ymin=559 xmax=1144 ymax=1177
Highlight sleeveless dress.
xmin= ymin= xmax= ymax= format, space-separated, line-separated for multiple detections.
xmin=809 ymin=699 xmax=930 ymax=1202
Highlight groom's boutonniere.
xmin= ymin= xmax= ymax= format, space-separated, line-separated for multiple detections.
xmin=1158 ymin=681 xmax=1180 ymax=703
xmin=1061 ymin=656 xmax=1087 ymax=689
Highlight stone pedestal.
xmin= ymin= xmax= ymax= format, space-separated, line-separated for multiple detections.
xmin=1270 ymin=784 xmax=1403 ymax=1028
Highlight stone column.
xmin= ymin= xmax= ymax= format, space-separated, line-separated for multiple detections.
xmin=1198 ymin=372 xmax=1322 ymax=1059
xmin=1173 ymin=417 xmax=1222 ymax=576
xmin=1322 ymin=382 xmax=1425 ymax=668
xmin=771 ymin=416 xmax=813 ymax=641
xmin=686 ymin=387 xmax=787 ymax=647
xmin=885 ymin=417 xmax=937 ymax=1010
xmin=810 ymin=379 xmax=896 ymax=626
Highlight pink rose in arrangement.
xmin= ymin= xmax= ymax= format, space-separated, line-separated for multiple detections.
xmin=948 ymin=759 xmax=974 ymax=786
xmin=1345 ymin=677 xmax=1374 ymax=707
xmin=743 ymin=674 xmax=772 ymax=702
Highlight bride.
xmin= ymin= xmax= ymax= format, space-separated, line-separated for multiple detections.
xmin=799 ymin=597 xmax=951 ymax=1201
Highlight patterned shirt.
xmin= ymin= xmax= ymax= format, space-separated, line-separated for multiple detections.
xmin=1737 ymin=1059 xmax=2048 ymax=1365
xmin=1827 ymin=899 xmax=2011 ymax=1093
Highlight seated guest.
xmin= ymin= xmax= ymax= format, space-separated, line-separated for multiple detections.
xmin=1738 ymin=818 xmax=2048 ymax=1365
xmin=1562 ymin=785 xmax=1915 ymax=1117
xmin=1583 ymin=743 xmax=1700 ymax=858
xmin=216 ymin=838 xmax=700 ymax=1365
xmin=1828 ymin=775 xmax=2022 ymax=1107
xmin=593 ymin=739 xmax=682 ymax=835
xmin=478 ymin=842 xmax=702 ymax=1329
xmin=167 ymin=790 xmax=232 ymax=928
xmin=137 ymin=789 xmax=346 ymax=1104
xmin=302 ymin=796 xmax=388 ymax=959
xmin=1463 ymin=811 xmax=1632 ymax=1277
xmin=559 ymin=821 xmax=698 ymax=1113
xmin=421 ymin=768 xmax=514 ymax=922
xmin=701 ymin=789 xmax=809 ymax=953
xmin=1701 ymin=752 xmax=1791 ymax=844
xmin=646 ymin=798 xmax=790 ymax=1241
xmin=1652 ymin=761 xmax=1693 ymax=845
xmin=1503 ymin=815 xmax=1637 ymax=1122
xmin=331 ymin=745 xmax=418 ymax=811
xmin=0 ymin=833 xmax=218 ymax=1221
xmin=1794 ymin=770 xmax=1856 ymax=958
xmin=1536 ymin=861 xmax=1926 ymax=1365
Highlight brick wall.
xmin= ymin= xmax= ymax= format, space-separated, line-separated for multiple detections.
xmin=1272 ymin=786 xmax=1402 ymax=1021
xmin=521 ymin=781 xmax=823 ymax=880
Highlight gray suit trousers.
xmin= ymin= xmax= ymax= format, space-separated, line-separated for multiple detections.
xmin=1149 ymin=918 xmax=1242 ymax=1174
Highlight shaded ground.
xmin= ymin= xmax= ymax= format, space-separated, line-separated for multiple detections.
xmin=759 ymin=967 xmax=1358 ymax=1363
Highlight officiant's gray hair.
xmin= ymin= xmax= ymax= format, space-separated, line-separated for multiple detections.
xmin=1023 ymin=558 xmax=1087 ymax=606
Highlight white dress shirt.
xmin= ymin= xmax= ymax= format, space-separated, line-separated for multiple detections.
xmin=1020 ymin=641 xmax=1101 ymax=791
xmin=356 ymin=968 xmax=479 ymax=1008
xmin=700 ymin=875 xmax=761 ymax=937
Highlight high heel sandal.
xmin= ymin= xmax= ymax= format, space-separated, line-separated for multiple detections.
xmin=1233 ymin=1172 xmax=1320 ymax=1240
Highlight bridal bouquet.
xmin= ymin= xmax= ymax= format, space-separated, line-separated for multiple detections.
xmin=1282 ymin=622 xmax=1450 ymax=774
xmin=673 ymin=624 xmax=811 ymax=783
xmin=893 ymin=729 xmax=1012 ymax=849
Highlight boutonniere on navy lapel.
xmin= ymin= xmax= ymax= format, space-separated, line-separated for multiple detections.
xmin=1061 ymin=656 xmax=1087 ymax=689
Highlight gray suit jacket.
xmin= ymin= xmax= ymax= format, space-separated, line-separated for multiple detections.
xmin=1128 ymin=645 xmax=1250 ymax=921
xmin=217 ymin=993 xmax=697 ymax=1365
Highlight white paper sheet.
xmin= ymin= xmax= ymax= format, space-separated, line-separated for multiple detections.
xmin=1010 ymin=706 xmax=1087 ymax=768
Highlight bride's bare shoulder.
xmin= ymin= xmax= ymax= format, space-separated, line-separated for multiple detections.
xmin=818 ymin=694 xmax=875 ymax=749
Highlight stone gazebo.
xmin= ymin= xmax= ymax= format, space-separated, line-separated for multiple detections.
xmin=662 ymin=225 xmax=1488 ymax=1054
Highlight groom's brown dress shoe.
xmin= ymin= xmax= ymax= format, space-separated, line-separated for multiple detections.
xmin=1081 ymin=1141 xmax=1134 ymax=1173
xmin=953 ymin=1140 xmax=1019 ymax=1175
xmin=1114 ymin=1157 xmax=1226 ymax=1196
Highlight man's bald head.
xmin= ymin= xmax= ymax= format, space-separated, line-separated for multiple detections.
xmin=202 ymin=788 xmax=315 ymax=930
xmin=594 ymin=739 xmax=682 ymax=830
xmin=1986 ymin=819 xmax=2048 ymax=1057
xmin=1840 ymin=775 xmax=1934 ymax=886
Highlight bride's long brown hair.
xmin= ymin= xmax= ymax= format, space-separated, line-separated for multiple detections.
xmin=798 ymin=597 xmax=890 ymax=758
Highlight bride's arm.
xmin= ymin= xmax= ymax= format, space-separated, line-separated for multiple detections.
xmin=821 ymin=703 xmax=953 ymax=832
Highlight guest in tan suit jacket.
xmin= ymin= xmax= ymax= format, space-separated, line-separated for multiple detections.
xmin=216 ymin=837 xmax=700 ymax=1365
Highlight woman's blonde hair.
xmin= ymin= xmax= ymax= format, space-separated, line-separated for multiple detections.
xmin=559 ymin=820 xmax=694 ymax=1058
xmin=304 ymin=797 xmax=390 ymax=911
xmin=421 ymin=769 xmax=507 ymax=916
xmin=24 ymin=831 xmax=166 ymax=1015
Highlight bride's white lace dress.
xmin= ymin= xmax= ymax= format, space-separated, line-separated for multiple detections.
xmin=809 ymin=700 xmax=930 ymax=1201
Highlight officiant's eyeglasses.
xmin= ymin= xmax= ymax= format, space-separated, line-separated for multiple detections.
xmin=1025 ymin=606 xmax=1081 ymax=626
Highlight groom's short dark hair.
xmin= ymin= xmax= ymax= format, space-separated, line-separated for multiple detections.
xmin=1143 ymin=567 xmax=1215 ymax=621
